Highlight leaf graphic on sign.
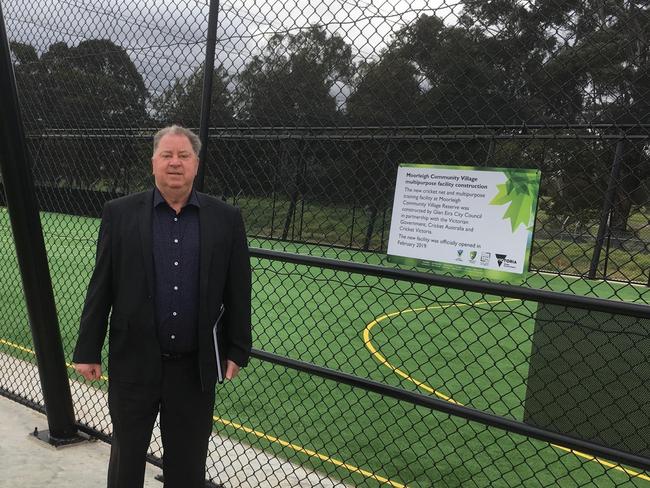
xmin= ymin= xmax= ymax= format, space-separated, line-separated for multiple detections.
xmin=490 ymin=171 xmax=537 ymax=232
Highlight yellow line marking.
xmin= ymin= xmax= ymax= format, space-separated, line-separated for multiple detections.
xmin=364 ymin=299 xmax=518 ymax=403
xmin=0 ymin=337 xmax=403 ymax=487
xmin=552 ymin=445 xmax=650 ymax=481
xmin=0 ymin=339 xmax=110 ymax=381
xmin=214 ymin=417 xmax=406 ymax=488
xmin=0 ymin=338 xmax=34 ymax=354
xmin=364 ymin=299 xmax=650 ymax=483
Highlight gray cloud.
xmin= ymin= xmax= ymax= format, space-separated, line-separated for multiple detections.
xmin=4 ymin=0 xmax=455 ymax=95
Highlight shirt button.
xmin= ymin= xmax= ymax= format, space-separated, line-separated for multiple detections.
xmin=172 ymin=311 xmax=177 ymax=316
xmin=174 ymin=261 xmax=179 ymax=266
xmin=171 ymin=334 xmax=176 ymax=339
xmin=173 ymin=217 xmax=178 ymax=222
xmin=173 ymin=285 xmax=178 ymax=291
xmin=174 ymin=238 xmax=179 ymax=243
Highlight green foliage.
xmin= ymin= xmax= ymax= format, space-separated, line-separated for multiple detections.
xmin=152 ymin=65 xmax=233 ymax=127
xmin=387 ymin=14 xmax=539 ymax=125
xmin=235 ymin=25 xmax=352 ymax=125
xmin=9 ymin=41 xmax=38 ymax=64
xmin=12 ymin=39 xmax=148 ymax=129
xmin=9 ymin=40 xmax=150 ymax=190
xmin=459 ymin=1 xmax=650 ymax=228
xmin=347 ymin=52 xmax=422 ymax=125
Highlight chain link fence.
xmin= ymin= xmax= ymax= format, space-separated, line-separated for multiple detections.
xmin=1 ymin=0 xmax=649 ymax=486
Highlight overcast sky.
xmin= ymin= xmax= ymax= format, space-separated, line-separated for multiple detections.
xmin=3 ymin=0 xmax=460 ymax=94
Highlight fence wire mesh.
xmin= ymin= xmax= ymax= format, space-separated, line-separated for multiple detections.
xmin=1 ymin=0 xmax=649 ymax=487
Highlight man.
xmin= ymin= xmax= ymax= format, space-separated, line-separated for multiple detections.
xmin=73 ymin=125 xmax=252 ymax=488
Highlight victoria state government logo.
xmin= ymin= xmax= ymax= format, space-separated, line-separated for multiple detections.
xmin=456 ymin=249 xmax=464 ymax=261
xmin=495 ymin=253 xmax=518 ymax=269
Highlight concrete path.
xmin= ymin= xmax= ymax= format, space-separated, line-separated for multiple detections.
xmin=0 ymin=351 xmax=350 ymax=487
xmin=0 ymin=393 xmax=161 ymax=488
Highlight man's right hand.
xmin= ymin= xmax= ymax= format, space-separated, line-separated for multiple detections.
xmin=74 ymin=363 xmax=102 ymax=381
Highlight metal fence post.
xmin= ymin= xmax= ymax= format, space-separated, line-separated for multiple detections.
xmin=195 ymin=0 xmax=221 ymax=192
xmin=0 ymin=2 xmax=80 ymax=444
xmin=588 ymin=138 xmax=625 ymax=280
xmin=283 ymin=140 xmax=304 ymax=241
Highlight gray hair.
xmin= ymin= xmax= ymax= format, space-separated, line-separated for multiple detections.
xmin=153 ymin=125 xmax=202 ymax=156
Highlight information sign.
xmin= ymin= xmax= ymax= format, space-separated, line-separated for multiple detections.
xmin=387 ymin=164 xmax=541 ymax=280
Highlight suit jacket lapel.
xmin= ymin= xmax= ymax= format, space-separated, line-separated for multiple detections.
xmin=139 ymin=189 xmax=155 ymax=297
xmin=198 ymin=195 xmax=215 ymax=318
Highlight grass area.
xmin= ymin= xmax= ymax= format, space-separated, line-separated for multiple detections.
xmin=235 ymin=194 xmax=390 ymax=252
xmin=531 ymin=238 xmax=650 ymax=285
xmin=0 ymin=208 xmax=648 ymax=487
xmin=236 ymin=193 xmax=649 ymax=286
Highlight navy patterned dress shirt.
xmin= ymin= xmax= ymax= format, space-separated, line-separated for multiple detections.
xmin=152 ymin=188 xmax=201 ymax=354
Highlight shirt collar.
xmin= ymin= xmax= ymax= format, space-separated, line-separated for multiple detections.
xmin=153 ymin=187 xmax=201 ymax=209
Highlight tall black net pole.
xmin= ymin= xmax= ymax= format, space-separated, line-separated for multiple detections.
xmin=0 ymin=2 xmax=78 ymax=443
xmin=589 ymin=138 xmax=625 ymax=279
xmin=195 ymin=0 xmax=220 ymax=192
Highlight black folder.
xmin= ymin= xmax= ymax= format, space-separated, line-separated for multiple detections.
xmin=212 ymin=304 xmax=226 ymax=383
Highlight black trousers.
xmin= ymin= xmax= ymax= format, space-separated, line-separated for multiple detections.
xmin=107 ymin=354 xmax=216 ymax=488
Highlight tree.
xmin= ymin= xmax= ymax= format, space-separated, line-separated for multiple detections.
xmin=461 ymin=0 xmax=650 ymax=232
xmin=12 ymin=39 xmax=148 ymax=129
xmin=235 ymin=25 xmax=353 ymax=126
xmin=347 ymin=52 xmax=422 ymax=126
xmin=230 ymin=26 xmax=354 ymax=241
xmin=345 ymin=52 xmax=423 ymax=247
xmin=10 ymin=42 xmax=42 ymax=129
xmin=389 ymin=14 xmax=542 ymax=126
xmin=38 ymin=39 xmax=149 ymax=128
xmin=153 ymin=65 xmax=233 ymax=127
xmin=10 ymin=40 xmax=150 ymax=190
xmin=10 ymin=41 xmax=38 ymax=64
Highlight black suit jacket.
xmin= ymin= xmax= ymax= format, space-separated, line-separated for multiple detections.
xmin=73 ymin=189 xmax=252 ymax=390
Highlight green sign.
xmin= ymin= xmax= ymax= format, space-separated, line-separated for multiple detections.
xmin=387 ymin=164 xmax=541 ymax=281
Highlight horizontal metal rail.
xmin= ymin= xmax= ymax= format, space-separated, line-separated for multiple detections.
xmin=25 ymin=132 xmax=650 ymax=141
xmin=25 ymin=123 xmax=650 ymax=132
xmin=249 ymin=248 xmax=650 ymax=318
xmin=210 ymin=134 xmax=645 ymax=141
xmin=251 ymin=349 xmax=650 ymax=474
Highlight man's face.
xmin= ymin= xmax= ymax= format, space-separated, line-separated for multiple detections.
xmin=151 ymin=133 xmax=199 ymax=195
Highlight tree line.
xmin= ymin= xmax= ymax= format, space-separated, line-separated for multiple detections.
xmin=9 ymin=4 xmax=650 ymax=234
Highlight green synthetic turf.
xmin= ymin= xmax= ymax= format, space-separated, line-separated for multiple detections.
xmin=0 ymin=209 xmax=648 ymax=487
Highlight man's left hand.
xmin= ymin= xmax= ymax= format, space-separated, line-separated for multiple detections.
xmin=225 ymin=360 xmax=240 ymax=380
